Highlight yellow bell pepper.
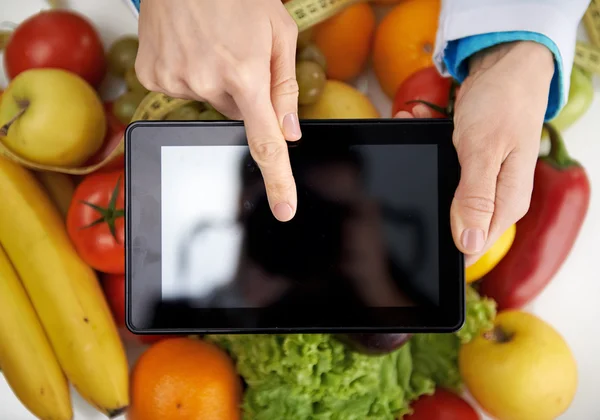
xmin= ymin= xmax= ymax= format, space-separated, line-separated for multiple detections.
xmin=465 ymin=224 xmax=516 ymax=283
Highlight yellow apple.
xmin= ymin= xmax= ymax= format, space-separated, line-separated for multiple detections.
xmin=0 ymin=69 xmax=106 ymax=167
xmin=460 ymin=310 xmax=577 ymax=420
xmin=299 ymin=80 xmax=380 ymax=119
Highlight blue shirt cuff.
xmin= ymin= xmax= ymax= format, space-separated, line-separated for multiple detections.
xmin=442 ymin=31 xmax=563 ymax=121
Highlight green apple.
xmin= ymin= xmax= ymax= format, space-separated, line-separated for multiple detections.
xmin=0 ymin=69 xmax=106 ymax=167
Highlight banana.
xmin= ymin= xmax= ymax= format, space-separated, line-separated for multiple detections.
xmin=0 ymin=157 xmax=129 ymax=417
xmin=33 ymin=171 xmax=75 ymax=219
xmin=0 ymin=244 xmax=73 ymax=420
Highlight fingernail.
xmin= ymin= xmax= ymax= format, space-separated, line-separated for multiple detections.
xmin=273 ymin=203 xmax=294 ymax=221
xmin=282 ymin=113 xmax=301 ymax=141
xmin=461 ymin=229 xmax=485 ymax=253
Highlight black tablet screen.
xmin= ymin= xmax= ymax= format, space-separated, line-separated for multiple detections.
xmin=160 ymin=142 xmax=439 ymax=309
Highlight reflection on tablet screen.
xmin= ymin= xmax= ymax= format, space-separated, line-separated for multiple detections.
xmin=160 ymin=142 xmax=439 ymax=310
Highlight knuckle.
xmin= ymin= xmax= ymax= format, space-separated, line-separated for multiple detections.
xmin=189 ymin=77 xmax=220 ymax=101
xmin=134 ymin=61 xmax=156 ymax=91
xmin=250 ymin=140 xmax=286 ymax=164
xmin=224 ymin=60 xmax=266 ymax=97
xmin=272 ymin=77 xmax=299 ymax=98
xmin=228 ymin=69 xmax=256 ymax=94
xmin=153 ymin=61 xmax=179 ymax=91
xmin=265 ymin=178 xmax=295 ymax=199
xmin=457 ymin=195 xmax=496 ymax=216
xmin=159 ymin=76 xmax=186 ymax=97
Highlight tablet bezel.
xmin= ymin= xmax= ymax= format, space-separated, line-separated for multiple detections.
xmin=125 ymin=119 xmax=464 ymax=334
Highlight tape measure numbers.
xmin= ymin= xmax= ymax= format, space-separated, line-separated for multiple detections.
xmin=584 ymin=0 xmax=600 ymax=47
xmin=286 ymin=0 xmax=361 ymax=32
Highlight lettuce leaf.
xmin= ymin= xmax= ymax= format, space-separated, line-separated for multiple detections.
xmin=207 ymin=286 xmax=495 ymax=420
xmin=457 ymin=286 xmax=497 ymax=344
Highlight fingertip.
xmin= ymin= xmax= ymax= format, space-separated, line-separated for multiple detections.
xmin=412 ymin=104 xmax=434 ymax=118
xmin=282 ymin=112 xmax=302 ymax=141
xmin=460 ymin=228 xmax=486 ymax=254
xmin=273 ymin=202 xmax=295 ymax=222
xmin=450 ymin=202 xmax=487 ymax=255
xmin=393 ymin=111 xmax=414 ymax=119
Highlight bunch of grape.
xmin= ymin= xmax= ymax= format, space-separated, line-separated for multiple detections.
xmin=105 ymin=29 xmax=327 ymax=123
xmin=296 ymin=29 xmax=327 ymax=106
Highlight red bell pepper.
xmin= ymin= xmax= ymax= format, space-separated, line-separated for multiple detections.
xmin=479 ymin=123 xmax=590 ymax=310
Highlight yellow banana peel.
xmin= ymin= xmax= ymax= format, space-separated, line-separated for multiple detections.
xmin=0 ymin=156 xmax=129 ymax=416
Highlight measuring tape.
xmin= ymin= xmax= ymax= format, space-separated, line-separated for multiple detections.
xmin=0 ymin=0 xmax=360 ymax=175
xmin=0 ymin=0 xmax=598 ymax=175
xmin=578 ymin=1 xmax=600 ymax=73
xmin=574 ymin=41 xmax=600 ymax=74
xmin=584 ymin=0 xmax=600 ymax=47
xmin=287 ymin=0 xmax=360 ymax=32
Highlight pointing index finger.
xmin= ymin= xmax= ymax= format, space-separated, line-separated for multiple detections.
xmin=235 ymin=90 xmax=297 ymax=222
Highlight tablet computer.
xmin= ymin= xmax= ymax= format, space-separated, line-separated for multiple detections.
xmin=125 ymin=119 xmax=464 ymax=334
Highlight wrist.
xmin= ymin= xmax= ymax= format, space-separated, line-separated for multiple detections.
xmin=468 ymin=41 xmax=554 ymax=84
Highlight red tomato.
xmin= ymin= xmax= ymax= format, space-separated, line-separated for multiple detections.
xmin=102 ymin=274 xmax=175 ymax=345
xmin=67 ymin=170 xmax=125 ymax=274
xmin=404 ymin=388 xmax=480 ymax=420
xmin=85 ymin=102 xmax=126 ymax=170
xmin=4 ymin=10 xmax=107 ymax=88
xmin=392 ymin=66 xmax=453 ymax=118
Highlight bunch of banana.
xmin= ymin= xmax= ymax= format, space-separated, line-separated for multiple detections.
xmin=0 ymin=157 xmax=129 ymax=419
xmin=33 ymin=171 xmax=76 ymax=219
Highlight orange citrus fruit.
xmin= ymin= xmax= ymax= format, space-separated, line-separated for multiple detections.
xmin=372 ymin=0 xmax=441 ymax=98
xmin=127 ymin=337 xmax=242 ymax=420
xmin=313 ymin=3 xmax=376 ymax=81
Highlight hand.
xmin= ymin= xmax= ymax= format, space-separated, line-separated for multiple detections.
xmin=136 ymin=0 xmax=301 ymax=221
xmin=396 ymin=41 xmax=554 ymax=266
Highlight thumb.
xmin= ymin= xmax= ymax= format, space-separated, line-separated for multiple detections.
xmin=451 ymin=143 xmax=502 ymax=256
xmin=271 ymin=27 xmax=302 ymax=141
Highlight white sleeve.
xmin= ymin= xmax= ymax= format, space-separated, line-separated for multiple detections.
xmin=433 ymin=0 xmax=590 ymax=78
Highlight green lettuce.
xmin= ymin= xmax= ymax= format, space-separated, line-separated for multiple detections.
xmin=207 ymin=286 xmax=495 ymax=420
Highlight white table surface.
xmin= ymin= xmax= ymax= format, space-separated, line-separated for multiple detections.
xmin=1 ymin=1 xmax=599 ymax=419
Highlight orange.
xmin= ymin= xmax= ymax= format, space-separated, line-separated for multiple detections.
xmin=313 ymin=3 xmax=376 ymax=81
xmin=372 ymin=0 xmax=441 ymax=98
xmin=127 ymin=337 xmax=242 ymax=420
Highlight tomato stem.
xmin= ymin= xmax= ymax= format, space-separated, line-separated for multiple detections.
xmin=80 ymin=175 xmax=124 ymax=243
xmin=0 ymin=99 xmax=30 ymax=136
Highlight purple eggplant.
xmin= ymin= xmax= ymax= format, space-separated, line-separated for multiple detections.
xmin=340 ymin=333 xmax=413 ymax=355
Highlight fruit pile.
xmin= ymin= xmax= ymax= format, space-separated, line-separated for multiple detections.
xmin=0 ymin=1 xmax=596 ymax=420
